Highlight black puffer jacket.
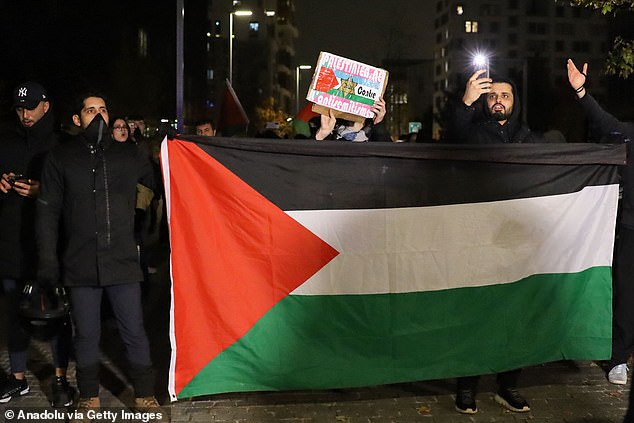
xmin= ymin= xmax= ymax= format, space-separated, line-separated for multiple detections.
xmin=450 ymin=78 xmax=545 ymax=144
xmin=36 ymin=117 xmax=154 ymax=286
xmin=0 ymin=111 xmax=58 ymax=280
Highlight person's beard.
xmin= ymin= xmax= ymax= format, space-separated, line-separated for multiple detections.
xmin=490 ymin=103 xmax=511 ymax=121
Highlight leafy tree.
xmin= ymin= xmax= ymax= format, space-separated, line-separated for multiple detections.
xmin=571 ymin=0 xmax=634 ymax=78
xmin=254 ymin=97 xmax=293 ymax=138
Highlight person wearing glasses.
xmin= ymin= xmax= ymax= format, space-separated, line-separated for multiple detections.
xmin=111 ymin=117 xmax=132 ymax=143
xmin=110 ymin=116 xmax=153 ymax=283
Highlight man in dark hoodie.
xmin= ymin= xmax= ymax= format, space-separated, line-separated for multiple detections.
xmin=36 ymin=93 xmax=167 ymax=422
xmin=450 ymin=69 xmax=545 ymax=144
xmin=449 ymin=71 xmax=534 ymax=414
xmin=0 ymin=81 xmax=74 ymax=407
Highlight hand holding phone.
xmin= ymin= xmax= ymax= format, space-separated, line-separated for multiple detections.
xmin=8 ymin=174 xmax=28 ymax=186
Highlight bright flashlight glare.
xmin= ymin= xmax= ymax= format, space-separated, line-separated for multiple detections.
xmin=473 ymin=54 xmax=488 ymax=67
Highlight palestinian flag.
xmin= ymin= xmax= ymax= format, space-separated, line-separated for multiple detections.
xmin=162 ymin=137 xmax=625 ymax=400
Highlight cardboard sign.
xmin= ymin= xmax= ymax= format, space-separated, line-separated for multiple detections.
xmin=306 ymin=52 xmax=389 ymax=123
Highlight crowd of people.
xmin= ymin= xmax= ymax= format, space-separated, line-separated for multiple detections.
xmin=0 ymin=86 xmax=169 ymax=423
xmin=1 ymin=55 xmax=634 ymax=422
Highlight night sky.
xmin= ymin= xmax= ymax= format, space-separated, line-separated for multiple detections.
xmin=0 ymin=1 xmax=434 ymax=122
xmin=295 ymin=1 xmax=434 ymax=67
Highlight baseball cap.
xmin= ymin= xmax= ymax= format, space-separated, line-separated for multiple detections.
xmin=12 ymin=81 xmax=48 ymax=109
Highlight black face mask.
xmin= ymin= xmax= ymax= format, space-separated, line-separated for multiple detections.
xmin=84 ymin=113 xmax=108 ymax=146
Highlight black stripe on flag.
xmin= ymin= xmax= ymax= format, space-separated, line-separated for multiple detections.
xmin=180 ymin=137 xmax=624 ymax=210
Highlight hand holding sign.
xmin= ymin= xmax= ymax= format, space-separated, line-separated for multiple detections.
xmin=371 ymin=97 xmax=386 ymax=125
xmin=307 ymin=52 xmax=389 ymax=123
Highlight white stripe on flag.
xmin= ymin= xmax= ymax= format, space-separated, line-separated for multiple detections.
xmin=288 ymin=185 xmax=618 ymax=296
xmin=161 ymin=138 xmax=179 ymax=402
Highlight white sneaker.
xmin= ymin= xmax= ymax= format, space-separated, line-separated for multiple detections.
xmin=608 ymin=363 xmax=628 ymax=385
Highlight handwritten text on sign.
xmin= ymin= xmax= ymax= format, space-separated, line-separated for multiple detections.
xmin=307 ymin=52 xmax=389 ymax=119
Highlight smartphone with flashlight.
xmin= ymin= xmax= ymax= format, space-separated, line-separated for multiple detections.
xmin=472 ymin=55 xmax=489 ymax=79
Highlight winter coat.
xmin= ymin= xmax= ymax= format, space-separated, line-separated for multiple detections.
xmin=36 ymin=119 xmax=154 ymax=287
xmin=449 ymin=78 xmax=545 ymax=144
xmin=579 ymin=93 xmax=634 ymax=229
xmin=0 ymin=111 xmax=58 ymax=280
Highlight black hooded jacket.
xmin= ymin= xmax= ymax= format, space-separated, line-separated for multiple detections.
xmin=36 ymin=115 xmax=154 ymax=286
xmin=0 ymin=110 xmax=58 ymax=280
xmin=578 ymin=93 xmax=634 ymax=229
xmin=449 ymin=78 xmax=545 ymax=144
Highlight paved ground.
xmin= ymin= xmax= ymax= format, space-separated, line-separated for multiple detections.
xmin=0 ymin=258 xmax=631 ymax=422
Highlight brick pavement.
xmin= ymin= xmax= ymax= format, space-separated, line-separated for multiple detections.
xmin=0 ymin=263 xmax=630 ymax=423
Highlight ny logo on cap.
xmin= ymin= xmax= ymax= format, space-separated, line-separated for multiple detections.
xmin=18 ymin=87 xmax=28 ymax=97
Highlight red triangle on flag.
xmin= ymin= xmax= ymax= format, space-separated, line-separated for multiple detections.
xmin=165 ymin=138 xmax=339 ymax=395
xmin=314 ymin=66 xmax=339 ymax=93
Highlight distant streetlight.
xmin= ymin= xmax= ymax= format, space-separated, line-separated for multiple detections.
xmin=295 ymin=65 xmax=312 ymax=114
xmin=229 ymin=9 xmax=252 ymax=84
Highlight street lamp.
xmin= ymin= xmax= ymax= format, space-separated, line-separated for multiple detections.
xmin=229 ymin=9 xmax=252 ymax=85
xmin=176 ymin=0 xmax=184 ymax=132
xmin=295 ymin=65 xmax=312 ymax=114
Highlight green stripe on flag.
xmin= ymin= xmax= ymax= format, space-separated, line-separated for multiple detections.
xmin=326 ymin=89 xmax=375 ymax=105
xmin=178 ymin=266 xmax=611 ymax=397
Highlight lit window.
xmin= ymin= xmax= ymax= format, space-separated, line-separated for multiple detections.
xmin=207 ymin=69 xmax=214 ymax=81
xmin=456 ymin=5 xmax=464 ymax=15
xmin=465 ymin=20 xmax=478 ymax=33
xmin=138 ymin=29 xmax=148 ymax=58
xmin=249 ymin=21 xmax=259 ymax=32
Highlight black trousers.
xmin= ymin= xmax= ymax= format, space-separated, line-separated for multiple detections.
xmin=70 ymin=283 xmax=153 ymax=398
xmin=611 ymin=226 xmax=634 ymax=367
xmin=2 ymin=278 xmax=71 ymax=373
xmin=457 ymin=369 xmax=522 ymax=393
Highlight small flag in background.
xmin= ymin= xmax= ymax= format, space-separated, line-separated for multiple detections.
xmin=296 ymin=102 xmax=318 ymax=122
xmin=294 ymin=102 xmax=319 ymax=138
xmin=218 ymin=79 xmax=250 ymax=137
xmin=161 ymin=138 xmax=624 ymax=400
